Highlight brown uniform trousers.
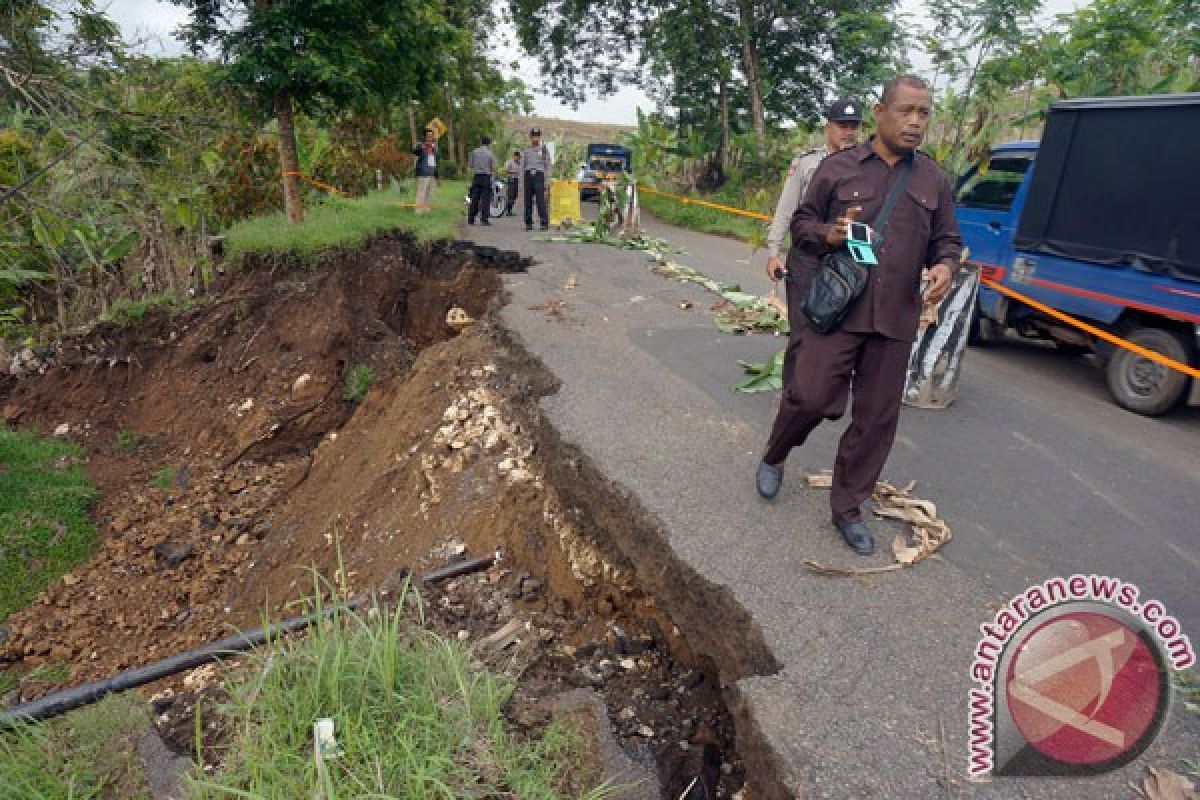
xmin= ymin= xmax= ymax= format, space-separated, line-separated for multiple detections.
xmin=764 ymin=274 xmax=910 ymax=522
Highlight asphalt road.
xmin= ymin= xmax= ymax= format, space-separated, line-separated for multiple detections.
xmin=471 ymin=205 xmax=1200 ymax=798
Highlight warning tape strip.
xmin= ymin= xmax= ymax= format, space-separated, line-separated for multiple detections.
xmin=280 ymin=170 xmax=463 ymax=213
xmin=281 ymin=171 xmax=349 ymax=197
xmin=643 ymin=185 xmax=1199 ymax=380
xmin=386 ymin=201 xmax=463 ymax=212
xmin=639 ymin=185 xmax=773 ymax=222
xmin=980 ymin=278 xmax=1200 ymax=380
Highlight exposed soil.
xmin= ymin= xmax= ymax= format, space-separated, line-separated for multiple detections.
xmin=0 ymin=233 xmax=778 ymax=798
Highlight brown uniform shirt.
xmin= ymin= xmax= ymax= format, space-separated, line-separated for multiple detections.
xmin=789 ymin=139 xmax=963 ymax=342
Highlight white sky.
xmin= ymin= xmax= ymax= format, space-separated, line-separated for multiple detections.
xmin=101 ymin=0 xmax=1086 ymax=126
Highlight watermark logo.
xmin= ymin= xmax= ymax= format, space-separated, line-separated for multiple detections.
xmin=968 ymin=575 xmax=1193 ymax=778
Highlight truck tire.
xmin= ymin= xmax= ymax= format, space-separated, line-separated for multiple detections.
xmin=968 ymin=307 xmax=1003 ymax=345
xmin=1105 ymin=327 xmax=1190 ymax=416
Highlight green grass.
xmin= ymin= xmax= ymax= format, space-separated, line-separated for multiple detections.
xmin=640 ymin=187 xmax=767 ymax=244
xmin=226 ymin=182 xmax=468 ymax=263
xmin=0 ymin=429 xmax=99 ymax=622
xmin=0 ymin=692 xmax=152 ymax=799
xmin=189 ymin=596 xmax=613 ymax=800
xmin=342 ymin=363 xmax=374 ymax=404
xmin=115 ymin=429 xmax=141 ymax=451
xmin=151 ymin=467 xmax=176 ymax=489
xmin=105 ymin=292 xmax=193 ymax=327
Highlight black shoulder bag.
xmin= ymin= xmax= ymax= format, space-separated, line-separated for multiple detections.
xmin=800 ymin=160 xmax=912 ymax=334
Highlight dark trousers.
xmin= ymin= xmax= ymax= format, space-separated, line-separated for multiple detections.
xmin=505 ymin=176 xmax=519 ymax=214
xmin=763 ymin=319 xmax=910 ymax=521
xmin=468 ymin=174 xmax=493 ymax=223
xmin=524 ymin=170 xmax=548 ymax=226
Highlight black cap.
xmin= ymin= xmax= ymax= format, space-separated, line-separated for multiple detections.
xmin=826 ymin=98 xmax=863 ymax=122
xmin=530 ymin=126 xmax=542 ymax=135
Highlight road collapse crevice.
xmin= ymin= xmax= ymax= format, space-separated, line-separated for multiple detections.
xmin=0 ymin=232 xmax=787 ymax=797
xmin=491 ymin=327 xmax=794 ymax=798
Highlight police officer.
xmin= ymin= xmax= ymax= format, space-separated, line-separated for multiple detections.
xmin=503 ymin=150 xmax=521 ymax=216
xmin=521 ymin=127 xmax=552 ymax=231
xmin=467 ymin=136 xmax=498 ymax=226
xmin=766 ymin=98 xmax=863 ymax=385
xmin=765 ymin=98 xmax=863 ymax=283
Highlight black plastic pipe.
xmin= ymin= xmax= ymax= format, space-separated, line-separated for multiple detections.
xmin=0 ymin=598 xmax=362 ymax=729
xmin=0 ymin=551 xmax=502 ymax=729
xmin=420 ymin=553 xmax=498 ymax=585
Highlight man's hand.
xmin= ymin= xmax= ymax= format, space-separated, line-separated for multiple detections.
xmin=923 ymin=263 xmax=954 ymax=304
xmin=765 ymin=255 xmax=785 ymax=282
xmin=825 ymin=205 xmax=862 ymax=247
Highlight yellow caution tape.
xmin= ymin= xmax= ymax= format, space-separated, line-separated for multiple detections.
xmin=644 ymin=182 xmax=1199 ymax=380
xmin=981 ymin=278 xmax=1200 ymax=380
xmin=639 ymin=185 xmax=773 ymax=222
xmin=281 ymin=171 xmax=349 ymax=197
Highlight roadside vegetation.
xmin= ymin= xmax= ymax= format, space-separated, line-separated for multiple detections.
xmin=0 ymin=693 xmax=152 ymax=799
xmin=0 ymin=429 xmax=97 ymax=622
xmin=639 ymin=189 xmax=765 ymax=244
xmin=0 ymin=596 xmax=610 ymax=800
xmin=190 ymin=597 xmax=609 ymax=799
xmin=227 ymin=183 xmax=468 ymax=264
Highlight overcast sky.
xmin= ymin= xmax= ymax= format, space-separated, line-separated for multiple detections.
xmin=99 ymin=0 xmax=1085 ymax=126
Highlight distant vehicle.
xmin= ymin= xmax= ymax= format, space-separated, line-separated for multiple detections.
xmin=958 ymin=93 xmax=1200 ymax=415
xmin=579 ymin=143 xmax=631 ymax=201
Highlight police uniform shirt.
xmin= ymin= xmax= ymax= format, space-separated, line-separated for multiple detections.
xmin=521 ymin=145 xmax=552 ymax=174
xmin=766 ymin=146 xmax=829 ymax=259
xmin=505 ymin=158 xmax=521 ymax=177
xmin=469 ymin=145 xmax=497 ymax=176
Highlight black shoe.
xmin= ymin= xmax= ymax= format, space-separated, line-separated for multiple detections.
xmin=482 ymin=221 xmax=491 ymax=226
xmin=526 ymin=225 xmax=533 ymax=231
xmin=540 ymin=223 xmax=549 ymax=230
xmin=833 ymin=517 xmax=875 ymax=555
xmin=755 ymin=461 xmax=783 ymax=500
xmin=468 ymin=220 xmax=476 ymax=225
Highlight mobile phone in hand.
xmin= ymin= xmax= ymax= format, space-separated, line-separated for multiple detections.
xmin=848 ymin=222 xmax=871 ymax=244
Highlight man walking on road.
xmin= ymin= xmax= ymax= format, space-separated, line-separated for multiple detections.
xmin=412 ymin=128 xmax=438 ymax=214
xmin=522 ymin=127 xmax=552 ymax=231
xmin=467 ymin=136 xmax=498 ymax=226
xmin=755 ymin=75 xmax=962 ymax=556
xmin=504 ymin=150 xmax=522 ymax=216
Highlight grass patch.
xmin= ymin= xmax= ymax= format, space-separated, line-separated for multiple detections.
xmin=190 ymin=597 xmax=612 ymax=799
xmin=640 ymin=187 xmax=767 ymax=244
xmin=105 ymin=292 xmax=192 ymax=327
xmin=226 ymin=182 xmax=468 ymax=263
xmin=151 ymin=467 xmax=176 ymax=489
xmin=0 ymin=429 xmax=98 ymax=622
xmin=114 ymin=429 xmax=141 ymax=451
xmin=342 ymin=363 xmax=374 ymax=404
xmin=0 ymin=692 xmax=152 ymax=799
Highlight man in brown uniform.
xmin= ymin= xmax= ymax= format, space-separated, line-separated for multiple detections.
xmin=754 ymin=75 xmax=962 ymax=556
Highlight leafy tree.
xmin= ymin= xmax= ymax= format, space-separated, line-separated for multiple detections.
xmin=169 ymin=0 xmax=453 ymax=222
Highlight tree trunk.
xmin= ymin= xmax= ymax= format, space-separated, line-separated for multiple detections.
xmin=718 ymin=80 xmax=731 ymax=168
xmin=274 ymin=88 xmax=305 ymax=224
xmin=948 ymin=40 xmax=991 ymax=180
xmin=737 ymin=0 xmax=766 ymax=163
xmin=408 ymin=105 xmax=418 ymax=146
xmin=53 ymin=260 xmax=67 ymax=332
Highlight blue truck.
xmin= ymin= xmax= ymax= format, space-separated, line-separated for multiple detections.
xmin=577 ymin=143 xmax=632 ymax=201
xmin=956 ymin=93 xmax=1200 ymax=415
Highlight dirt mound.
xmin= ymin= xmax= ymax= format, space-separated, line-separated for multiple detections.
xmin=0 ymin=235 xmax=764 ymax=797
xmin=0 ymin=235 xmax=499 ymax=681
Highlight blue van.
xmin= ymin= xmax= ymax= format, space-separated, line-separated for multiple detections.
xmin=957 ymin=94 xmax=1200 ymax=415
